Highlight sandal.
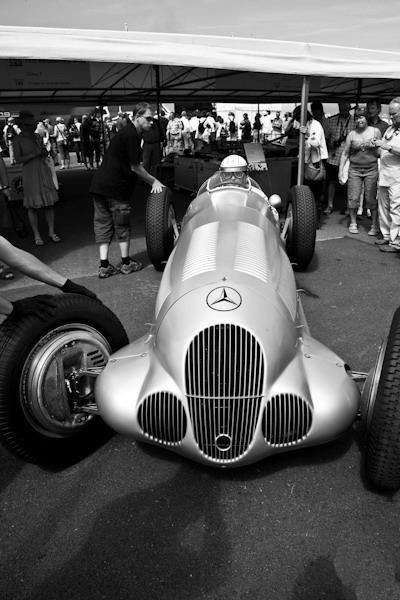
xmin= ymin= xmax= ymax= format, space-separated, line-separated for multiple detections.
xmin=49 ymin=234 xmax=61 ymax=243
xmin=348 ymin=224 xmax=359 ymax=234
xmin=34 ymin=236 xmax=45 ymax=246
xmin=0 ymin=265 xmax=14 ymax=280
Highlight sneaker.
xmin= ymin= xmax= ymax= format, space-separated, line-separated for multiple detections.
xmin=367 ymin=227 xmax=379 ymax=236
xmin=348 ymin=223 xmax=359 ymax=234
xmin=379 ymin=244 xmax=400 ymax=253
xmin=375 ymin=238 xmax=389 ymax=245
xmin=98 ymin=264 xmax=118 ymax=279
xmin=118 ymin=259 xmax=143 ymax=274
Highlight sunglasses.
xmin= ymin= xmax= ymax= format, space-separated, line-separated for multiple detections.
xmin=143 ymin=116 xmax=153 ymax=122
xmin=384 ymin=128 xmax=400 ymax=140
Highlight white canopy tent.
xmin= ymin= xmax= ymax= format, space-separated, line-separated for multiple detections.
xmin=0 ymin=26 xmax=400 ymax=107
xmin=1 ymin=14 xmax=399 ymax=183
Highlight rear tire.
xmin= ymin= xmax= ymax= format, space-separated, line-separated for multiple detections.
xmin=364 ymin=307 xmax=400 ymax=489
xmin=0 ymin=294 xmax=128 ymax=465
xmin=285 ymin=185 xmax=317 ymax=270
xmin=145 ymin=187 xmax=178 ymax=271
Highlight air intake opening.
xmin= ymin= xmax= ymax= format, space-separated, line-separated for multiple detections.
xmin=263 ymin=393 xmax=312 ymax=446
xmin=138 ymin=392 xmax=187 ymax=445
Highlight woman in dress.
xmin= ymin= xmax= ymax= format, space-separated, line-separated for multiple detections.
xmin=13 ymin=111 xmax=61 ymax=246
xmin=339 ymin=106 xmax=381 ymax=235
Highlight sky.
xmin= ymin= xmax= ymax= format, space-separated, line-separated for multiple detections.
xmin=1 ymin=0 xmax=400 ymax=52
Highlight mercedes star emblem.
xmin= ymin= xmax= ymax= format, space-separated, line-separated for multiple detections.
xmin=206 ymin=287 xmax=242 ymax=311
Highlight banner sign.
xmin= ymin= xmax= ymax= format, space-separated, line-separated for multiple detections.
xmin=1 ymin=59 xmax=90 ymax=90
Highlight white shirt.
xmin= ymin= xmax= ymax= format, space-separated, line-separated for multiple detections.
xmin=379 ymin=126 xmax=400 ymax=186
xmin=189 ymin=116 xmax=199 ymax=133
xmin=261 ymin=115 xmax=273 ymax=134
xmin=180 ymin=116 xmax=190 ymax=131
xmin=54 ymin=123 xmax=68 ymax=142
xmin=305 ymin=119 xmax=328 ymax=163
xmin=204 ymin=116 xmax=216 ymax=132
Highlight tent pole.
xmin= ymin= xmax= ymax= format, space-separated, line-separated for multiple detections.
xmin=297 ymin=75 xmax=310 ymax=186
xmin=356 ymin=78 xmax=363 ymax=106
xmin=154 ymin=65 xmax=161 ymax=118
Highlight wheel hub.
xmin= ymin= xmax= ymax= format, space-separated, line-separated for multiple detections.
xmin=20 ymin=324 xmax=111 ymax=438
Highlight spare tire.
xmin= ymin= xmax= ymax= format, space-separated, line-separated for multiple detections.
xmin=364 ymin=307 xmax=400 ymax=489
xmin=285 ymin=185 xmax=317 ymax=271
xmin=145 ymin=187 xmax=179 ymax=271
xmin=0 ymin=294 xmax=128 ymax=465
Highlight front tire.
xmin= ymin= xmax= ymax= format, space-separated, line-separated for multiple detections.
xmin=145 ymin=187 xmax=179 ymax=271
xmin=285 ymin=185 xmax=317 ymax=270
xmin=0 ymin=294 xmax=128 ymax=465
xmin=364 ymin=307 xmax=400 ymax=489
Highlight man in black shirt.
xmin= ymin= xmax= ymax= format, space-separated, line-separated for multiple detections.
xmin=90 ymin=103 xmax=164 ymax=278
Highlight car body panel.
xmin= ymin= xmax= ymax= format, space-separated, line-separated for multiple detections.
xmin=95 ymin=175 xmax=360 ymax=467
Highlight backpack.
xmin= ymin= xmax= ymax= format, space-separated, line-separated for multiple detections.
xmin=220 ymin=125 xmax=228 ymax=138
xmin=198 ymin=119 xmax=205 ymax=134
xmin=229 ymin=120 xmax=236 ymax=134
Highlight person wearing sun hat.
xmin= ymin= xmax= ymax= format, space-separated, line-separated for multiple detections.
xmin=13 ymin=110 xmax=61 ymax=247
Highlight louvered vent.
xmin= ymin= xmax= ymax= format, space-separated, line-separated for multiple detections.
xmin=185 ymin=324 xmax=264 ymax=462
xmin=263 ymin=393 xmax=313 ymax=446
xmin=138 ymin=392 xmax=187 ymax=445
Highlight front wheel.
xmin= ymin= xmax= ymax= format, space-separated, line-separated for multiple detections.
xmin=364 ymin=307 xmax=400 ymax=489
xmin=0 ymin=294 xmax=128 ymax=465
xmin=284 ymin=185 xmax=317 ymax=270
xmin=145 ymin=187 xmax=179 ymax=271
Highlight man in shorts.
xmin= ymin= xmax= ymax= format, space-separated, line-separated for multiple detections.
xmin=90 ymin=103 xmax=164 ymax=278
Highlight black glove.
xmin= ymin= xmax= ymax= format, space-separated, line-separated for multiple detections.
xmin=11 ymin=295 xmax=58 ymax=320
xmin=61 ymin=278 xmax=97 ymax=299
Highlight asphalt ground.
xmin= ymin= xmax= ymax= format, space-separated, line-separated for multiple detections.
xmin=1 ymin=162 xmax=400 ymax=600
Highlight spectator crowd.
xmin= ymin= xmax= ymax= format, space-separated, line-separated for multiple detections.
xmin=1 ymin=96 xmax=400 ymax=287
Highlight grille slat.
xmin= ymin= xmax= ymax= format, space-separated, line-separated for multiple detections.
xmin=186 ymin=324 xmax=264 ymax=462
xmin=138 ymin=393 xmax=186 ymax=445
xmin=264 ymin=393 xmax=312 ymax=447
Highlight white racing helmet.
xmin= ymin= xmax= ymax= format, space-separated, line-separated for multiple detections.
xmin=220 ymin=154 xmax=248 ymax=173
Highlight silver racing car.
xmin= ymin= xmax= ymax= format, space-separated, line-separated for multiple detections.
xmin=0 ymin=155 xmax=399 ymax=490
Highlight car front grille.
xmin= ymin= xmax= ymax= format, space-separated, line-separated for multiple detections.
xmin=138 ymin=392 xmax=187 ymax=445
xmin=263 ymin=393 xmax=313 ymax=446
xmin=185 ymin=324 xmax=264 ymax=462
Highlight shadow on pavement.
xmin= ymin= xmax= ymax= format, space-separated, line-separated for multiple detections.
xmin=26 ymin=464 xmax=229 ymax=600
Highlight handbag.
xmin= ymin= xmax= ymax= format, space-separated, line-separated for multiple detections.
xmin=304 ymin=161 xmax=326 ymax=182
xmin=304 ymin=142 xmax=325 ymax=181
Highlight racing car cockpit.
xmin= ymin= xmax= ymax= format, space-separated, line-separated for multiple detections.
xmin=198 ymin=154 xmax=261 ymax=194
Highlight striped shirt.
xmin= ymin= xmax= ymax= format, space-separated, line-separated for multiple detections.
xmin=327 ymin=114 xmax=354 ymax=166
